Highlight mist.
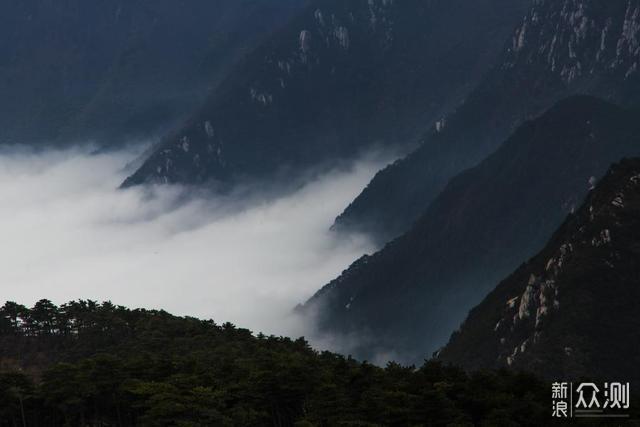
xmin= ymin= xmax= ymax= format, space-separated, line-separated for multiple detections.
xmin=0 ymin=145 xmax=388 ymax=339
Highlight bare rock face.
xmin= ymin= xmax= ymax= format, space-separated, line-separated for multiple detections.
xmin=439 ymin=158 xmax=640 ymax=384
xmin=336 ymin=0 xmax=640 ymax=244
xmin=506 ymin=0 xmax=640 ymax=88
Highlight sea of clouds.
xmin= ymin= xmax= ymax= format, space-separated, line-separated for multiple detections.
xmin=0 ymin=144 xmax=387 ymax=339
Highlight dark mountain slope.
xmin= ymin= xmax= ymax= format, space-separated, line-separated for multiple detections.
xmin=0 ymin=300 xmax=553 ymax=425
xmin=0 ymin=0 xmax=302 ymax=145
xmin=302 ymin=96 xmax=640 ymax=363
xmin=122 ymin=0 xmax=531 ymax=187
xmin=439 ymin=158 xmax=640 ymax=385
xmin=336 ymin=0 xmax=640 ymax=243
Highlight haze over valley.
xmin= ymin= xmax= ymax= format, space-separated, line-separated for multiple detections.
xmin=0 ymin=144 xmax=387 ymax=339
xmin=2 ymin=0 xmax=640 ymax=424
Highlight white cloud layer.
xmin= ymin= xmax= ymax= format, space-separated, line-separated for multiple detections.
xmin=0 ymin=145 xmax=385 ymax=338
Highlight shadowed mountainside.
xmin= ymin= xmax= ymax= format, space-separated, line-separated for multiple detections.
xmin=302 ymin=96 xmax=640 ymax=364
xmin=122 ymin=0 xmax=531 ymax=187
xmin=0 ymin=0 xmax=303 ymax=146
xmin=438 ymin=158 xmax=640 ymax=386
xmin=336 ymin=0 xmax=640 ymax=243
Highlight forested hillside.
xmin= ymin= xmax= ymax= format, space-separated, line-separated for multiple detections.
xmin=0 ymin=300 xmax=553 ymax=426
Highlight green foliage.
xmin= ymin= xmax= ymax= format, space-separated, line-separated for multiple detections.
xmin=0 ymin=300 xmax=565 ymax=425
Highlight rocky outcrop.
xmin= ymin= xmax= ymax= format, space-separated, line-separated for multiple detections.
xmin=302 ymin=96 xmax=640 ymax=364
xmin=439 ymin=158 xmax=640 ymax=384
xmin=122 ymin=0 xmax=531 ymax=187
xmin=335 ymin=0 xmax=640 ymax=243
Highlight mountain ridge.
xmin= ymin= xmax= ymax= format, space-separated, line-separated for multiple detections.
xmin=302 ymin=95 xmax=640 ymax=363
xmin=335 ymin=0 xmax=640 ymax=243
xmin=122 ymin=0 xmax=531 ymax=187
xmin=438 ymin=157 xmax=640 ymax=385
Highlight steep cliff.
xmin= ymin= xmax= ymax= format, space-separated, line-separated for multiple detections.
xmin=303 ymin=96 xmax=640 ymax=363
xmin=337 ymin=0 xmax=640 ymax=243
xmin=439 ymin=158 xmax=640 ymax=385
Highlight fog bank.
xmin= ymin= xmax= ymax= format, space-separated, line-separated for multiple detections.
xmin=0 ymin=145 xmax=386 ymax=338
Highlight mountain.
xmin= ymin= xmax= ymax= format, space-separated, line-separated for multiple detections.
xmin=121 ymin=0 xmax=531 ymax=187
xmin=0 ymin=0 xmax=303 ymax=146
xmin=0 ymin=300 xmax=552 ymax=425
xmin=438 ymin=158 xmax=640 ymax=385
xmin=301 ymin=96 xmax=640 ymax=364
xmin=335 ymin=0 xmax=640 ymax=243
